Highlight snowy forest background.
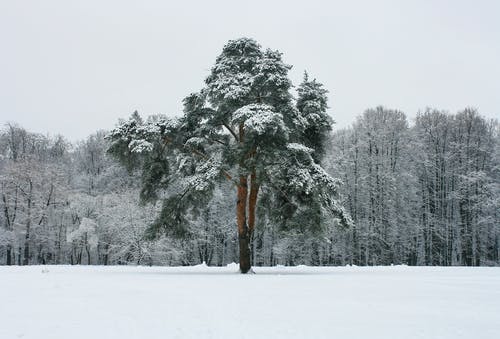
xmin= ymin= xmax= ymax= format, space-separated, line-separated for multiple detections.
xmin=0 ymin=108 xmax=498 ymax=267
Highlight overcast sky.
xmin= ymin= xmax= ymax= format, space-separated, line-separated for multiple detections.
xmin=1 ymin=0 xmax=499 ymax=141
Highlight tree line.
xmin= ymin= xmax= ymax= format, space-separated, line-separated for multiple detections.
xmin=327 ymin=107 xmax=499 ymax=266
xmin=0 ymin=107 xmax=497 ymax=267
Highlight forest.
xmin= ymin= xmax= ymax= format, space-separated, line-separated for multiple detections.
xmin=1 ymin=37 xmax=499 ymax=269
xmin=1 ymin=107 xmax=498 ymax=267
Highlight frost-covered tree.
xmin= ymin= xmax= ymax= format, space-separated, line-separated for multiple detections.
xmin=296 ymin=72 xmax=332 ymax=161
xmin=107 ymin=38 xmax=351 ymax=273
xmin=413 ymin=108 xmax=499 ymax=265
xmin=67 ymin=217 xmax=98 ymax=265
xmin=326 ymin=107 xmax=417 ymax=265
xmin=0 ymin=124 xmax=71 ymax=266
xmin=325 ymin=107 xmax=499 ymax=266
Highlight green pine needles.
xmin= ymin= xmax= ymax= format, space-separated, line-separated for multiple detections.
xmin=107 ymin=38 xmax=352 ymax=272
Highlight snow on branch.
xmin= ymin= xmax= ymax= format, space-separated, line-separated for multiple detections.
xmin=232 ymin=104 xmax=288 ymax=136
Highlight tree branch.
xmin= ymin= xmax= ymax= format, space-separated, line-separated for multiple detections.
xmin=222 ymin=121 xmax=239 ymax=142
xmin=163 ymin=135 xmax=236 ymax=185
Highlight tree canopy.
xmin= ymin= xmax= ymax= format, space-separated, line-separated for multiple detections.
xmin=107 ymin=37 xmax=352 ymax=272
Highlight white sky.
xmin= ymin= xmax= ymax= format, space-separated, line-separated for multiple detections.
xmin=1 ymin=0 xmax=499 ymax=141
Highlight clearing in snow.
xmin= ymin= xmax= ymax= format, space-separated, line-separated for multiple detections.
xmin=1 ymin=265 xmax=499 ymax=339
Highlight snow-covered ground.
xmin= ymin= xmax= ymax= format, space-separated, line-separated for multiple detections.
xmin=1 ymin=265 xmax=499 ymax=339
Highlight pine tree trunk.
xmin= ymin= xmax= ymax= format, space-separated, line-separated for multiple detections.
xmin=236 ymin=122 xmax=253 ymax=273
xmin=237 ymin=175 xmax=251 ymax=273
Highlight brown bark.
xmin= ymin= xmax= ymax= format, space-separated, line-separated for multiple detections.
xmin=248 ymin=171 xmax=259 ymax=234
xmin=237 ymin=123 xmax=252 ymax=273
xmin=237 ymin=175 xmax=251 ymax=273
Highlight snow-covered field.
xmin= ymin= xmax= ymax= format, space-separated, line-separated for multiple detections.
xmin=1 ymin=265 xmax=499 ymax=339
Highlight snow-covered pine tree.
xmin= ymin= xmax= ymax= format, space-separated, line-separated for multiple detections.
xmin=106 ymin=38 xmax=352 ymax=273
xmin=296 ymin=72 xmax=332 ymax=161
